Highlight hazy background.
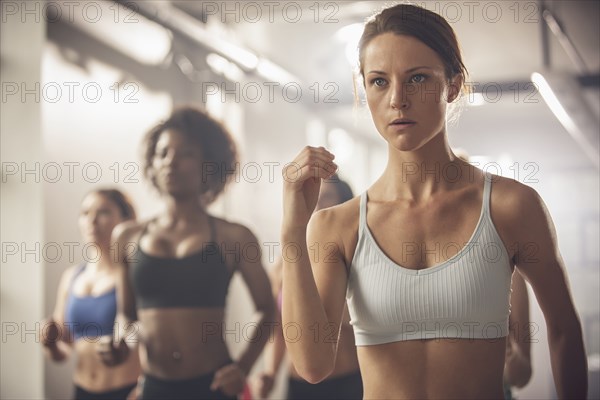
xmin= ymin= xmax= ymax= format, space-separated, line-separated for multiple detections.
xmin=1 ymin=1 xmax=598 ymax=398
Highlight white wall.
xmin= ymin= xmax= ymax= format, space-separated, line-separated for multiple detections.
xmin=1 ymin=2 xmax=46 ymax=398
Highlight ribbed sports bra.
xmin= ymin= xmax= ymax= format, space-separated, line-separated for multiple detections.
xmin=346 ymin=173 xmax=512 ymax=345
xmin=129 ymin=216 xmax=234 ymax=309
xmin=64 ymin=264 xmax=117 ymax=341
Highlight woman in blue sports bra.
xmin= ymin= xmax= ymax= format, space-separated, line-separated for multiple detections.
xmin=103 ymin=107 xmax=275 ymax=400
xmin=41 ymin=189 xmax=140 ymax=400
xmin=280 ymin=3 xmax=587 ymax=399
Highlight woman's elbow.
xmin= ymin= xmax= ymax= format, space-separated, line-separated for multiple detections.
xmin=294 ymin=355 xmax=335 ymax=384
xmin=298 ymin=364 xmax=334 ymax=384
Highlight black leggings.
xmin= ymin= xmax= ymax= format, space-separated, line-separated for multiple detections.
xmin=74 ymin=383 xmax=136 ymax=400
xmin=288 ymin=370 xmax=363 ymax=400
xmin=141 ymin=372 xmax=237 ymax=400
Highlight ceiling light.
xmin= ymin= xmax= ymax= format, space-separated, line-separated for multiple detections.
xmin=68 ymin=0 xmax=172 ymax=66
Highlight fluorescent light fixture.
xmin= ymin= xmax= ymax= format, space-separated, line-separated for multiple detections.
xmin=531 ymin=72 xmax=577 ymax=132
xmin=335 ymin=23 xmax=365 ymax=67
xmin=165 ymin=6 xmax=258 ymax=70
xmin=69 ymin=0 xmax=172 ymax=66
xmin=216 ymin=41 xmax=259 ymax=70
xmin=256 ymin=58 xmax=300 ymax=85
xmin=126 ymin=1 xmax=259 ymax=71
xmin=206 ymin=53 xmax=229 ymax=76
xmin=206 ymin=53 xmax=244 ymax=81
xmin=532 ymin=72 xmax=599 ymax=168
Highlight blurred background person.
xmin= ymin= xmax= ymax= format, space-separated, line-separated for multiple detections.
xmin=41 ymin=188 xmax=140 ymax=400
xmin=105 ymin=107 xmax=275 ymax=399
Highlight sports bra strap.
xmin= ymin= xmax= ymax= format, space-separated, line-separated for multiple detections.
xmin=482 ymin=172 xmax=492 ymax=215
xmin=69 ymin=263 xmax=86 ymax=291
xmin=358 ymin=192 xmax=367 ymax=239
xmin=138 ymin=219 xmax=154 ymax=245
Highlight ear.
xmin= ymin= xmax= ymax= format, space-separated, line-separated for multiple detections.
xmin=447 ymin=74 xmax=463 ymax=103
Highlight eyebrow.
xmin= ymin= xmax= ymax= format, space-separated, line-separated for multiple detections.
xmin=366 ymin=66 xmax=433 ymax=75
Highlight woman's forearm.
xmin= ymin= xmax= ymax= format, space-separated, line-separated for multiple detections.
xmin=235 ymin=307 xmax=276 ymax=375
xmin=281 ymin=228 xmax=335 ymax=383
xmin=548 ymin=322 xmax=587 ymax=398
xmin=263 ymin=315 xmax=286 ymax=377
xmin=44 ymin=340 xmax=69 ymax=362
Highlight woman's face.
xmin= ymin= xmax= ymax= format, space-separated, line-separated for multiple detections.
xmin=151 ymin=129 xmax=204 ymax=197
xmin=78 ymin=193 xmax=124 ymax=245
xmin=362 ymin=33 xmax=459 ymax=152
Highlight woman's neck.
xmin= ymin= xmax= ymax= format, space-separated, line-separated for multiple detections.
xmin=83 ymin=243 xmax=114 ymax=273
xmin=376 ymin=135 xmax=464 ymax=202
xmin=162 ymin=195 xmax=207 ymax=228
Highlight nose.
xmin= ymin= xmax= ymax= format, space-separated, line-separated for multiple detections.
xmin=390 ymin=81 xmax=411 ymax=110
xmin=90 ymin=212 xmax=100 ymax=225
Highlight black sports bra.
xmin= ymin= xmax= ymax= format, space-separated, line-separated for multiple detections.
xmin=129 ymin=216 xmax=234 ymax=309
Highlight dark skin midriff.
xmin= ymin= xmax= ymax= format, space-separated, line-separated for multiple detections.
xmin=137 ymin=308 xmax=231 ymax=379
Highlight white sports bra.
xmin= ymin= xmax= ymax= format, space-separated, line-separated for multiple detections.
xmin=346 ymin=174 xmax=512 ymax=346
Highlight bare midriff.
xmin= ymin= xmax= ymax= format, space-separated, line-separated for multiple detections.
xmin=357 ymin=337 xmax=506 ymax=399
xmin=73 ymin=339 xmax=140 ymax=391
xmin=137 ymin=308 xmax=231 ymax=379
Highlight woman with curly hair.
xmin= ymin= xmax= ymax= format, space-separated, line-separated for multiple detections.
xmin=103 ymin=107 xmax=275 ymax=399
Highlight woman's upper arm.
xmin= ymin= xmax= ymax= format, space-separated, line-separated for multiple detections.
xmin=306 ymin=208 xmax=349 ymax=333
xmin=51 ymin=266 xmax=76 ymax=326
xmin=112 ymin=221 xmax=139 ymax=322
xmin=234 ymin=225 xmax=274 ymax=314
xmin=509 ymin=271 xmax=531 ymax=357
xmin=504 ymin=183 xmax=580 ymax=331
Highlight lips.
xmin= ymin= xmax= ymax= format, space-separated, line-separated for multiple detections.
xmin=389 ymin=118 xmax=416 ymax=126
xmin=389 ymin=118 xmax=416 ymax=131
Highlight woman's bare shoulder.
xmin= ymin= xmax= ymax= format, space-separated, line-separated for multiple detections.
xmin=489 ymin=174 xmax=541 ymax=217
xmin=312 ymin=196 xmax=361 ymax=231
xmin=488 ymin=174 xmax=548 ymax=247
xmin=60 ymin=264 xmax=81 ymax=285
xmin=309 ymin=196 xmax=361 ymax=261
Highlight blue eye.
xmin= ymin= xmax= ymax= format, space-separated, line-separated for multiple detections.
xmin=410 ymin=74 xmax=426 ymax=83
xmin=371 ymin=77 xmax=387 ymax=87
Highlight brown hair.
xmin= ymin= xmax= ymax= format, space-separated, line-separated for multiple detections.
xmin=92 ymin=189 xmax=137 ymax=221
xmin=358 ymin=3 xmax=468 ymax=91
xmin=143 ymin=107 xmax=238 ymax=204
